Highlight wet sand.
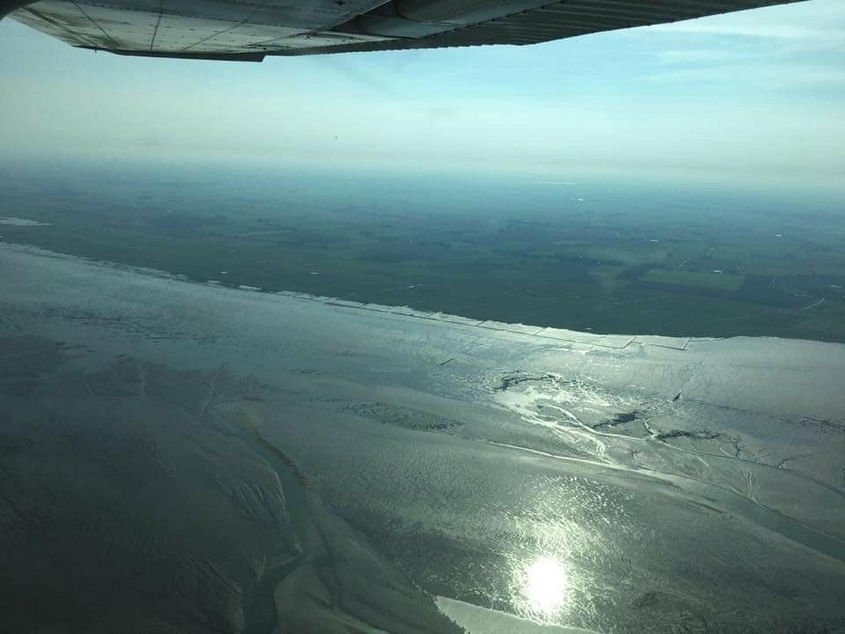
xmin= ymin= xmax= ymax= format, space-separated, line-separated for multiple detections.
xmin=1 ymin=242 xmax=844 ymax=633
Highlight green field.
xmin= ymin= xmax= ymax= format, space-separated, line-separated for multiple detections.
xmin=2 ymin=160 xmax=845 ymax=342
xmin=641 ymin=269 xmax=745 ymax=291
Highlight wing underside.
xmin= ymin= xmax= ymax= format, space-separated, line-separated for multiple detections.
xmin=7 ymin=0 xmax=803 ymax=61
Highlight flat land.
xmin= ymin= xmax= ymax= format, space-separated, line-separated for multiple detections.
xmin=2 ymin=158 xmax=844 ymax=341
xmin=641 ymin=269 xmax=745 ymax=291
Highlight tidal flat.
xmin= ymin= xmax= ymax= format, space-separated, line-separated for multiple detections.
xmin=1 ymin=243 xmax=845 ymax=633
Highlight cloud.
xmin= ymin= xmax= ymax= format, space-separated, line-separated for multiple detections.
xmin=652 ymin=22 xmax=834 ymax=41
xmin=648 ymin=0 xmax=845 ymax=48
xmin=644 ymin=63 xmax=845 ymax=86
xmin=641 ymin=1 xmax=845 ymax=87
xmin=655 ymin=49 xmax=738 ymax=64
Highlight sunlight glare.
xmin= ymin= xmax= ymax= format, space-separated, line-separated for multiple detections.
xmin=523 ymin=556 xmax=569 ymax=618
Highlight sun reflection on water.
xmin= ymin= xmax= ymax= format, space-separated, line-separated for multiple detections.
xmin=520 ymin=555 xmax=569 ymax=620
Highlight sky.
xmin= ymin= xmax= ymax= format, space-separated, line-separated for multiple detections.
xmin=1 ymin=0 xmax=844 ymax=184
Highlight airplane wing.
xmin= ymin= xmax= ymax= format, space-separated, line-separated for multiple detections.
xmin=3 ymin=0 xmax=803 ymax=62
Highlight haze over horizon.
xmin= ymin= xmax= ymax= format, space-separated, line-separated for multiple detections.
xmin=1 ymin=0 xmax=844 ymax=186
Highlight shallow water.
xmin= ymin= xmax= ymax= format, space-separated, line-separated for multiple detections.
xmin=1 ymin=242 xmax=844 ymax=633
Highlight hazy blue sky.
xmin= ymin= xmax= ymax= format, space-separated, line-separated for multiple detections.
xmin=1 ymin=0 xmax=843 ymax=184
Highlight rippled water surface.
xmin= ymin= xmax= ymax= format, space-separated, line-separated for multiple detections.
xmin=1 ymin=243 xmax=844 ymax=633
